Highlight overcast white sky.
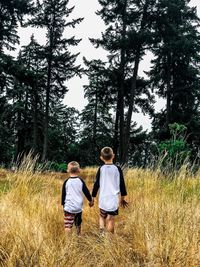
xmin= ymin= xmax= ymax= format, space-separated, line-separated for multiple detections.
xmin=16 ymin=0 xmax=200 ymax=131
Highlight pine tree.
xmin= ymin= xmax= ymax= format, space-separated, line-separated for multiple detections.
xmin=80 ymin=58 xmax=114 ymax=164
xmin=8 ymin=53 xmax=37 ymax=157
xmin=0 ymin=0 xmax=33 ymax=52
xmin=19 ymin=35 xmax=46 ymax=153
xmin=0 ymin=95 xmax=14 ymax=164
xmin=0 ymin=0 xmax=33 ymax=93
xmin=149 ymin=0 xmax=200 ymax=151
xmin=91 ymin=0 xmax=156 ymax=163
xmin=48 ymin=103 xmax=79 ymax=162
xmin=128 ymin=125 xmax=153 ymax=167
xmin=0 ymin=0 xmax=33 ymax=164
xmin=28 ymin=0 xmax=83 ymax=161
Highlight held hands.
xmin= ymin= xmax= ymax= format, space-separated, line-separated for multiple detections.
xmin=89 ymin=199 xmax=94 ymax=207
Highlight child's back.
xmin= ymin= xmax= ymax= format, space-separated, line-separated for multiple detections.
xmin=62 ymin=177 xmax=91 ymax=213
xmin=61 ymin=161 xmax=93 ymax=235
xmin=93 ymin=164 xmax=126 ymax=212
xmin=92 ymin=147 xmax=128 ymax=234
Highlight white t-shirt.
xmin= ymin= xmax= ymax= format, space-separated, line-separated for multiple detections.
xmin=92 ymin=164 xmax=127 ymax=211
xmin=61 ymin=177 xmax=92 ymax=213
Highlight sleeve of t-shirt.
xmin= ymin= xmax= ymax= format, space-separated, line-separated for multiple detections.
xmin=61 ymin=180 xmax=67 ymax=206
xmin=117 ymin=166 xmax=127 ymax=196
xmin=81 ymin=179 xmax=92 ymax=202
xmin=92 ymin=167 xmax=101 ymax=197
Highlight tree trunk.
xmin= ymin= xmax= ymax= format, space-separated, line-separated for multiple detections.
xmin=24 ymin=89 xmax=28 ymax=151
xmin=122 ymin=0 xmax=150 ymax=164
xmin=42 ymin=57 xmax=52 ymax=161
xmin=93 ymin=83 xmax=99 ymax=158
xmin=113 ymin=96 xmax=120 ymax=157
xmin=166 ymin=53 xmax=171 ymax=128
xmin=42 ymin=13 xmax=55 ymax=161
xmin=16 ymin=108 xmax=24 ymax=156
xmin=122 ymin=48 xmax=140 ymax=164
xmin=118 ymin=0 xmax=127 ymax=163
xmin=33 ymin=81 xmax=39 ymax=153
xmin=118 ymin=84 xmax=125 ymax=162
xmin=16 ymin=84 xmax=24 ymax=160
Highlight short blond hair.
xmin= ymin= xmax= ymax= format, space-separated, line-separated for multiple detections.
xmin=101 ymin=147 xmax=114 ymax=161
xmin=68 ymin=161 xmax=80 ymax=174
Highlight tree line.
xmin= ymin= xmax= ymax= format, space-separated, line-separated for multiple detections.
xmin=0 ymin=0 xmax=200 ymax=167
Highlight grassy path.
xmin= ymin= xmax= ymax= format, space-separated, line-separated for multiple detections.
xmin=0 ymin=167 xmax=200 ymax=266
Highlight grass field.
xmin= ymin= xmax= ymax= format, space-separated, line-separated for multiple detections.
xmin=0 ymin=165 xmax=200 ymax=266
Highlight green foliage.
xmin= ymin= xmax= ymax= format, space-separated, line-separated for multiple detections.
xmin=0 ymin=180 xmax=10 ymax=195
xmin=158 ymin=123 xmax=191 ymax=169
xmin=0 ymin=0 xmax=33 ymax=51
xmin=80 ymin=58 xmax=114 ymax=165
xmin=0 ymin=0 xmax=83 ymax=164
xmin=27 ymin=0 xmax=83 ymax=161
xmin=91 ymin=0 xmax=156 ymax=163
xmin=0 ymin=0 xmax=200 ymax=167
xmin=49 ymin=162 xmax=67 ymax=172
xmin=0 ymin=0 xmax=33 ymax=164
xmin=168 ymin=123 xmax=187 ymax=141
xmin=128 ymin=127 xmax=157 ymax=167
xmin=149 ymin=0 xmax=200 ymax=153
xmin=48 ymin=104 xmax=80 ymax=162
xmin=159 ymin=140 xmax=187 ymax=158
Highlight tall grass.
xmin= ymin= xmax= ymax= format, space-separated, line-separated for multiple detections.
xmin=0 ymin=161 xmax=200 ymax=266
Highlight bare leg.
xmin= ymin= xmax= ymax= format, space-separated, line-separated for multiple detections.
xmin=99 ymin=216 xmax=106 ymax=233
xmin=65 ymin=228 xmax=72 ymax=236
xmin=107 ymin=215 xmax=115 ymax=234
xmin=76 ymin=225 xmax=81 ymax=236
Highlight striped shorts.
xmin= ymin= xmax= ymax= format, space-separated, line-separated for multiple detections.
xmin=100 ymin=208 xmax=118 ymax=219
xmin=64 ymin=211 xmax=82 ymax=229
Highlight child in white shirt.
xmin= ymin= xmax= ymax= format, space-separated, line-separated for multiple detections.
xmin=61 ymin=161 xmax=93 ymax=235
xmin=92 ymin=147 xmax=128 ymax=234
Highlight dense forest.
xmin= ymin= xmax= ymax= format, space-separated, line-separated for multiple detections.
xmin=0 ymin=0 xmax=200 ymax=168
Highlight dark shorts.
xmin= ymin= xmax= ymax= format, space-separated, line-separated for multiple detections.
xmin=100 ymin=208 xmax=118 ymax=219
xmin=64 ymin=211 xmax=82 ymax=229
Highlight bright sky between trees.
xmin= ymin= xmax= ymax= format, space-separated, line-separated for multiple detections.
xmin=15 ymin=0 xmax=200 ymax=131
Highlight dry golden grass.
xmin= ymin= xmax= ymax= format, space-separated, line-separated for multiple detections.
xmin=0 ymin=165 xmax=200 ymax=266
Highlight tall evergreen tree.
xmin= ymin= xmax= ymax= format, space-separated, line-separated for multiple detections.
xmin=48 ymin=103 xmax=79 ymax=162
xmin=80 ymin=58 xmax=114 ymax=165
xmin=128 ymin=125 xmax=154 ymax=167
xmin=28 ymin=0 xmax=83 ymax=161
xmin=0 ymin=0 xmax=33 ymax=52
xmin=149 ymin=0 xmax=200 ymax=150
xmin=91 ymin=0 xmax=156 ymax=163
xmin=0 ymin=0 xmax=33 ymax=93
xmin=19 ymin=35 xmax=46 ymax=154
xmin=0 ymin=0 xmax=33 ymax=164
xmin=0 ymin=95 xmax=14 ymax=164
xmin=7 ymin=53 xmax=41 ymax=158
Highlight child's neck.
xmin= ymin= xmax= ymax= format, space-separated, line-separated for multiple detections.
xmin=69 ymin=173 xmax=79 ymax=177
xmin=104 ymin=160 xmax=113 ymax=164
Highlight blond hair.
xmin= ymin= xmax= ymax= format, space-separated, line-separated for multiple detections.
xmin=101 ymin=147 xmax=114 ymax=161
xmin=68 ymin=161 xmax=80 ymax=174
